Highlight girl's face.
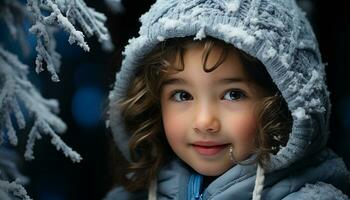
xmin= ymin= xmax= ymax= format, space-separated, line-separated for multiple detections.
xmin=160 ymin=44 xmax=268 ymax=176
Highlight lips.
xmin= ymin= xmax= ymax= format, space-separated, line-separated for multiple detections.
xmin=192 ymin=142 xmax=229 ymax=156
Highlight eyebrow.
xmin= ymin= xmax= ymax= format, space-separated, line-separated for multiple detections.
xmin=161 ymin=77 xmax=247 ymax=86
xmin=218 ymin=78 xmax=247 ymax=84
xmin=161 ymin=78 xmax=186 ymax=86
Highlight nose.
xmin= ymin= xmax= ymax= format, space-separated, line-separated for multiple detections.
xmin=193 ymin=103 xmax=220 ymax=134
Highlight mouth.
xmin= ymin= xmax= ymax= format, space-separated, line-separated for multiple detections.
xmin=192 ymin=142 xmax=229 ymax=156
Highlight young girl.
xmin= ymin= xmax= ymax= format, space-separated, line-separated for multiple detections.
xmin=105 ymin=0 xmax=350 ymax=199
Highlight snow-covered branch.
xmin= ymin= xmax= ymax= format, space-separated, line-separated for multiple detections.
xmin=66 ymin=0 xmax=114 ymax=50
xmin=0 ymin=179 xmax=32 ymax=200
xmin=0 ymin=46 xmax=82 ymax=163
xmin=0 ymin=148 xmax=29 ymax=185
xmin=0 ymin=0 xmax=117 ymax=198
xmin=0 ymin=0 xmax=31 ymax=56
xmin=27 ymin=0 xmax=113 ymax=82
xmin=0 ymin=148 xmax=31 ymax=200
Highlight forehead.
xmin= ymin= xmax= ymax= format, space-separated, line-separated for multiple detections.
xmin=165 ymin=44 xmax=250 ymax=81
xmin=160 ymin=43 xmax=270 ymax=97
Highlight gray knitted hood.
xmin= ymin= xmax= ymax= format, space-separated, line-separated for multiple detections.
xmin=107 ymin=0 xmax=330 ymax=173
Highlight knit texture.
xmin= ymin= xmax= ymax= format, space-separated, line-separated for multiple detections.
xmin=107 ymin=0 xmax=339 ymax=199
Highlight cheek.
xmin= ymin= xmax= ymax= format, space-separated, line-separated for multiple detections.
xmin=162 ymin=104 xmax=179 ymax=131
xmin=227 ymin=112 xmax=258 ymax=141
xmin=161 ymin=104 xmax=187 ymax=145
xmin=162 ymin=113 xmax=180 ymax=137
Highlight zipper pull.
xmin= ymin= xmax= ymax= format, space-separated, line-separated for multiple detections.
xmin=189 ymin=174 xmax=203 ymax=200
xmin=195 ymin=174 xmax=203 ymax=199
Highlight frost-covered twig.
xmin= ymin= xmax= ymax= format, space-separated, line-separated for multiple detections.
xmin=0 ymin=0 xmax=112 ymax=199
xmin=27 ymin=0 xmax=113 ymax=82
xmin=0 ymin=148 xmax=31 ymax=200
xmin=0 ymin=179 xmax=32 ymax=200
xmin=24 ymin=119 xmax=81 ymax=162
xmin=27 ymin=0 xmax=65 ymax=82
xmin=0 ymin=148 xmax=29 ymax=185
xmin=0 ymin=0 xmax=31 ymax=56
xmin=66 ymin=0 xmax=114 ymax=50
xmin=0 ymin=46 xmax=82 ymax=163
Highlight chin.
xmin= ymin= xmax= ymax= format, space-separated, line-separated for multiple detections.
xmin=193 ymin=164 xmax=232 ymax=176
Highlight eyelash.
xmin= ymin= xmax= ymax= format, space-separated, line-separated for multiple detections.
xmin=223 ymin=89 xmax=247 ymax=101
xmin=169 ymin=89 xmax=247 ymax=102
xmin=170 ymin=90 xmax=192 ymax=102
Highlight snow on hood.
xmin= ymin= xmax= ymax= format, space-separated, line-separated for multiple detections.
xmin=107 ymin=0 xmax=330 ymax=172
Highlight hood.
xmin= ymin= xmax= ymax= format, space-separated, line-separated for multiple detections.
xmin=107 ymin=0 xmax=330 ymax=172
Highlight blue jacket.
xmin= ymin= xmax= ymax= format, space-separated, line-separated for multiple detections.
xmin=104 ymin=149 xmax=349 ymax=199
xmin=105 ymin=0 xmax=350 ymax=199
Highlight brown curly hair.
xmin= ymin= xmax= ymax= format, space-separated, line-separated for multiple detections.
xmin=112 ymin=37 xmax=292 ymax=192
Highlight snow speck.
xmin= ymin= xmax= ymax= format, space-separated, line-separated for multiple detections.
xmin=226 ymin=0 xmax=240 ymax=13
xmin=280 ymin=53 xmax=290 ymax=68
xmin=275 ymin=20 xmax=285 ymax=29
xmin=300 ymin=70 xmax=322 ymax=95
xmin=287 ymin=83 xmax=298 ymax=92
xmin=263 ymin=47 xmax=277 ymax=60
xmin=157 ymin=36 xmax=165 ymax=41
xmin=159 ymin=17 xmax=185 ymax=30
xmin=292 ymin=107 xmax=309 ymax=120
xmin=250 ymin=17 xmax=259 ymax=24
xmin=309 ymin=98 xmax=321 ymax=108
xmin=254 ymin=30 xmax=263 ymax=39
xmin=194 ymin=26 xmax=206 ymax=40
xmin=216 ymin=24 xmax=255 ymax=45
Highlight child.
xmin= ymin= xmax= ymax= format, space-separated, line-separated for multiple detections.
xmin=105 ymin=0 xmax=350 ymax=199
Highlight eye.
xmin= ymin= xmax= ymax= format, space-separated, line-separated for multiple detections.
xmin=223 ymin=89 xmax=246 ymax=101
xmin=172 ymin=90 xmax=192 ymax=102
xmin=171 ymin=90 xmax=192 ymax=102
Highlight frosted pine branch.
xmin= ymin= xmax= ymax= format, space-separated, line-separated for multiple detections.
xmin=27 ymin=0 xmax=62 ymax=82
xmin=0 ymin=179 xmax=32 ymax=200
xmin=0 ymin=148 xmax=31 ymax=200
xmin=0 ymin=46 xmax=82 ymax=163
xmin=66 ymin=0 xmax=114 ymax=51
xmin=26 ymin=0 xmax=114 ymax=81
xmin=0 ymin=148 xmax=30 ymax=186
xmin=50 ymin=130 xmax=82 ymax=163
xmin=45 ymin=0 xmax=90 ymax=51
xmin=0 ymin=0 xmax=110 ymax=198
xmin=2 ymin=0 xmax=114 ymax=81
xmin=0 ymin=0 xmax=31 ymax=56
xmin=24 ymin=118 xmax=82 ymax=163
